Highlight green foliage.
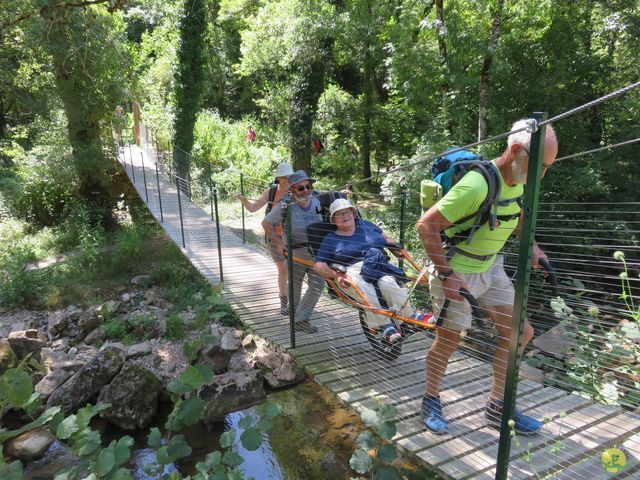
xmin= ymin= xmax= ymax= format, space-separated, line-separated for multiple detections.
xmin=166 ymin=313 xmax=186 ymax=340
xmin=350 ymin=401 xmax=426 ymax=479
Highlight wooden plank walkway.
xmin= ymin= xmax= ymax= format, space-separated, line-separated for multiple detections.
xmin=119 ymin=145 xmax=640 ymax=479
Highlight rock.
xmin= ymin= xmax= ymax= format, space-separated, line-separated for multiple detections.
xmin=227 ymin=350 xmax=255 ymax=372
xmin=50 ymin=338 xmax=69 ymax=351
xmin=98 ymin=363 xmax=162 ymax=430
xmin=532 ymin=324 xmax=574 ymax=358
xmin=196 ymin=344 xmax=232 ymax=374
xmin=121 ymin=293 xmax=131 ymax=302
xmin=127 ymin=341 xmax=151 ymax=358
xmin=47 ymin=311 xmax=68 ymax=336
xmin=255 ymin=351 xmax=305 ymax=389
xmin=242 ymin=335 xmax=256 ymax=348
xmin=220 ymin=328 xmax=243 ymax=351
xmin=47 ymin=346 xmax=124 ymax=414
xmin=60 ymin=324 xmax=80 ymax=339
xmin=50 ymin=360 xmax=85 ymax=374
xmin=35 ymin=370 xmax=74 ymax=399
xmin=7 ymin=335 xmax=45 ymax=361
xmin=179 ymin=310 xmax=196 ymax=325
xmin=102 ymin=300 xmax=122 ymax=314
xmin=65 ymin=305 xmax=82 ymax=322
xmin=0 ymin=338 xmax=18 ymax=375
xmin=78 ymin=306 xmax=102 ymax=334
xmin=5 ymin=428 xmax=55 ymax=461
xmin=23 ymin=441 xmax=79 ymax=479
xmin=67 ymin=347 xmax=78 ymax=358
xmin=8 ymin=329 xmax=39 ymax=339
xmin=131 ymin=275 xmax=153 ymax=287
xmin=83 ymin=328 xmax=105 ymax=345
xmin=40 ymin=348 xmax=67 ymax=371
xmin=199 ymin=371 xmax=266 ymax=424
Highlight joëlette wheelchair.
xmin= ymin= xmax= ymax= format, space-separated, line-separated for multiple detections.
xmin=289 ymin=220 xmax=482 ymax=360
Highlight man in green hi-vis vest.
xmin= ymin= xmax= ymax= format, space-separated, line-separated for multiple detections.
xmin=416 ymin=120 xmax=558 ymax=435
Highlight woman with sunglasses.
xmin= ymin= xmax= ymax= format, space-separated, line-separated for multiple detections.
xmin=235 ymin=162 xmax=294 ymax=315
xmin=262 ymin=170 xmax=325 ymax=333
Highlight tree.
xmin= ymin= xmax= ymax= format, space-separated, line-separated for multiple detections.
xmin=173 ymin=0 xmax=209 ymax=185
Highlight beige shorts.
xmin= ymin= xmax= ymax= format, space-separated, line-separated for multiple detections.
xmin=267 ymin=240 xmax=286 ymax=263
xmin=429 ymin=255 xmax=514 ymax=330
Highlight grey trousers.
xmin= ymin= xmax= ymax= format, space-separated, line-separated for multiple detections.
xmin=291 ymin=248 xmax=325 ymax=322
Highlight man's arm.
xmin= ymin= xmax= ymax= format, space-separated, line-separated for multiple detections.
xmin=416 ymin=206 xmax=467 ymax=301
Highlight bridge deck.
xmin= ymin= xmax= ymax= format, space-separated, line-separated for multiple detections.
xmin=119 ymin=145 xmax=639 ymax=479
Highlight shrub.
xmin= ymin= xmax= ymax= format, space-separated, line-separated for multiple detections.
xmin=166 ymin=313 xmax=185 ymax=340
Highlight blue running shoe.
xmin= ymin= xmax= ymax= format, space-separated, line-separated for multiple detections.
xmin=422 ymin=396 xmax=448 ymax=434
xmin=485 ymin=398 xmax=542 ymax=435
xmin=382 ymin=324 xmax=402 ymax=343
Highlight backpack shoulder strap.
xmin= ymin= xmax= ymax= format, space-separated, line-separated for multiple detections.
xmin=265 ymin=182 xmax=278 ymax=215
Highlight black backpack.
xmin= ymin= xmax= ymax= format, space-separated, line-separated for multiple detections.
xmin=264 ymin=181 xmax=279 ymax=216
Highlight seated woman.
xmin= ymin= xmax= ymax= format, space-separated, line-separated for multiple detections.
xmin=314 ymin=199 xmax=429 ymax=343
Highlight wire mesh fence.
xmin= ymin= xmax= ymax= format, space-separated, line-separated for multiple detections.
xmin=122 ymin=96 xmax=640 ymax=479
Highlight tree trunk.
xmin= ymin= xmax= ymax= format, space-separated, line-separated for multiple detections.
xmin=289 ymin=59 xmax=326 ymax=173
xmin=435 ymin=0 xmax=451 ymax=135
xmin=361 ymin=41 xmax=373 ymax=181
xmin=477 ymin=0 xmax=504 ymax=142
xmin=173 ymin=0 xmax=208 ymax=190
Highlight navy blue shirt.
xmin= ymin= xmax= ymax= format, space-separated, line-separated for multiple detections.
xmin=315 ymin=220 xmax=387 ymax=266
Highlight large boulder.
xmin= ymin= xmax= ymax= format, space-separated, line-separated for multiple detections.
xmin=98 ymin=362 xmax=162 ymax=430
xmin=46 ymin=347 xmax=124 ymax=414
xmin=199 ymin=371 xmax=266 ymax=424
xmin=196 ymin=344 xmax=232 ymax=375
xmin=0 ymin=338 xmax=18 ymax=374
xmin=7 ymin=335 xmax=45 ymax=361
xmin=35 ymin=369 xmax=74 ymax=400
xmin=5 ymin=428 xmax=55 ymax=462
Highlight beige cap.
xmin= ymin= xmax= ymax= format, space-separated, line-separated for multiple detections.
xmin=329 ymin=198 xmax=356 ymax=221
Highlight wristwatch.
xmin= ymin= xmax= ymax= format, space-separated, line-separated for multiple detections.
xmin=437 ymin=269 xmax=455 ymax=281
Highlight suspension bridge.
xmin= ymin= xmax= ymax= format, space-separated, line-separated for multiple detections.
xmin=116 ymin=128 xmax=640 ymax=479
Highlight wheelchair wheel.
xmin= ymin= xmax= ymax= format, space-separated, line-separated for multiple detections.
xmin=359 ymin=310 xmax=402 ymax=361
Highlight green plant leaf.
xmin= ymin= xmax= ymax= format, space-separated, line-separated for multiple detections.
xmin=167 ymin=434 xmax=192 ymax=461
xmin=376 ymin=444 xmax=398 ymax=463
xmin=377 ymin=421 xmax=397 ymax=440
xmin=4 ymin=369 xmax=33 ymax=407
xmin=76 ymin=403 xmax=110 ymax=430
xmin=156 ymin=446 xmax=170 ymax=466
xmin=356 ymin=431 xmax=375 ymax=450
xmin=176 ymin=397 xmax=206 ymax=426
xmin=259 ymin=402 xmax=283 ymax=419
xmin=238 ymin=416 xmax=254 ymax=429
xmin=240 ymin=427 xmax=262 ymax=451
xmin=109 ymin=468 xmax=134 ymax=480
xmin=227 ymin=468 xmax=244 ymax=480
xmin=180 ymin=366 xmax=206 ymax=390
xmin=75 ymin=429 xmax=101 ymax=457
xmin=183 ymin=339 xmax=203 ymax=361
xmin=202 ymin=334 xmax=220 ymax=346
xmin=210 ymin=473 xmax=229 ymax=480
xmin=360 ymin=408 xmax=378 ymax=427
xmin=194 ymin=364 xmax=214 ymax=383
xmin=96 ymin=448 xmax=116 ymax=477
xmin=0 ymin=406 xmax=61 ymax=443
xmin=257 ymin=418 xmax=275 ymax=432
xmin=56 ymin=415 xmax=80 ymax=440
xmin=209 ymin=311 xmax=229 ymax=320
xmin=377 ymin=404 xmax=397 ymax=423
xmin=349 ymin=449 xmax=373 ymax=474
xmin=147 ymin=427 xmax=163 ymax=449
xmin=113 ymin=436 xmax=134 ymax=466
xmin=167 ymin=379 xmax=192 ymax=395
xmin=222 ymin=450 xmax=243 ymax=467
xmin=196 ymin=450 xmax=222 ymax=474
xmin=0 ymin=459 xmax=23 ymax=480
xmin=23 ymin=392 xmax=42 ymax=415
xmin=219 ymin=429 xmax=236 ymax=448
xmin=374 ymin=466 xmax=402 ymax=480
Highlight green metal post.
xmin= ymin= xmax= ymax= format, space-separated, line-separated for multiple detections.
xmin=155 ymin=161 xmax=164 ymax=223
xmin=208 ymin=165 xmax=214 ymax=221
xmin=495 ymin=112 xmax=548 ymax=480
xmin=398 ymin=191 xmax=407 ymax=268
xmin=213 ymin=182 xmax=224 ymax=283
xmin=286 ymin=201 xmax=296 ymax=349
xmin=240 ymin=173 xmax=246 ymax=244
xmin=176 ymin=177 xmax=186 ymax=249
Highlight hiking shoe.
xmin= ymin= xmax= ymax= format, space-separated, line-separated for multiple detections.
xmin=411 ymin=312 xmax=436 ymax=326
xmin=422 ymin=395 xmax=448 ymax=434
xmin=280 ymin=296 xmax=289 ymax=316
xmin=485 ymin=398 xmax=542 ymax=435
xmin=382 ymin=324 xmax=402 ymax=343
xmin=295 ymin=320 xmax=318 ymax=334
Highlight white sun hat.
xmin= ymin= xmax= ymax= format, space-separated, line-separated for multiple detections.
xmin=329 ymin=198 xmax=356 ymax=221
xmin=275 ymin=162 xmax=294 ymax=177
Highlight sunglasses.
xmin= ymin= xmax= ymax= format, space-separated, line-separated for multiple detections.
xmin=520 ymin=146 xmax=553 ymax=172
xmin=295 ymin=184 xmax=313 ymax=192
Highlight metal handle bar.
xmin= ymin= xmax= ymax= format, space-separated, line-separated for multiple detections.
xmin=436 ymin=287 xmax=483 ymax=326
xmin=538 ymin=257 xmax=559 ymax=296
